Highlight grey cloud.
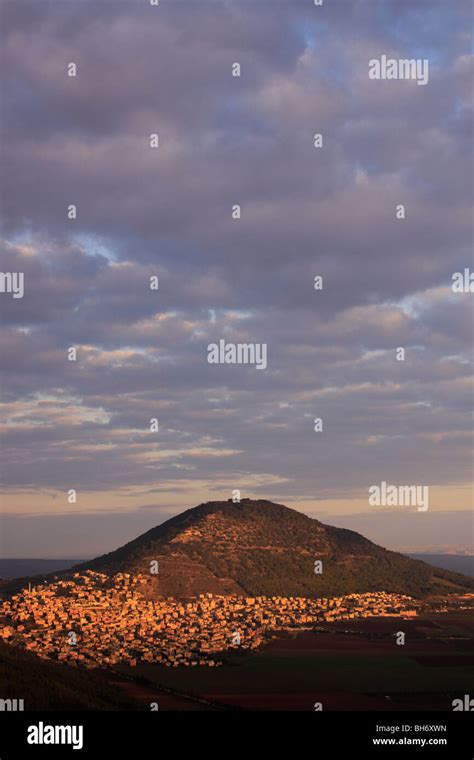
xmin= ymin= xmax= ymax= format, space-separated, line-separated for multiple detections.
xmin=0 ymin=0 xmax=472 ymax=555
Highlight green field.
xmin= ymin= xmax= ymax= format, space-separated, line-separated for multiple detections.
xmin=120 ymin=648 xmax=474 ymax=696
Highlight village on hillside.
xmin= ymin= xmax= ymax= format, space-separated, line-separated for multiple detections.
xmin=0 ymin=570 xmax=437 ymax=669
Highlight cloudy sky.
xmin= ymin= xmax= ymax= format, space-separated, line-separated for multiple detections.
xmin=1 ymin=0 xmax=473 ymax=558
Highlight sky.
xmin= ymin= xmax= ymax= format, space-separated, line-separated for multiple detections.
xmin=0 ymin=0 xmax=473 ymax=558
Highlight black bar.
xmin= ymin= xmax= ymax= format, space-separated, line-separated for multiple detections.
xmin=0 ymin=711 xmax=472 ymax=758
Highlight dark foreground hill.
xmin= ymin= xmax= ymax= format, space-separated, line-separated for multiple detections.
xmin=73 ymin=499 xmax=474 ymax=598
xmin=0 ymin=641 xmax=135 ymax=710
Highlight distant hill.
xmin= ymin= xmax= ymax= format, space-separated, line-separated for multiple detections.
xmin=71 ymin=499 xmax=474 ymax=598
xmin=407 ymin=554 xmax=474 ymax=578
xmin=0 ymin=559 xmax=86 ymax=580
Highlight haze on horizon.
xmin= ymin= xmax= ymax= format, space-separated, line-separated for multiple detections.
xmin=0 ymin=0 xmax=473 ymax=558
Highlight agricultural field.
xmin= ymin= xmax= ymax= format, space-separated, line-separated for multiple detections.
xmin=118 ymin=612 xmax=474 ymax=711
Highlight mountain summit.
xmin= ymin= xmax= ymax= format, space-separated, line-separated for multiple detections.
xmin=75 ymin=499 xmax=473 ymax=598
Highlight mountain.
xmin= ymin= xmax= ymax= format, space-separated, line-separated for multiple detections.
xmin=407 ymin=554 xmax=474 ymax=578
xmin=73 ymin=499 xmax=474 ymax=598
xmin=0 ymin=559 xmax=86 ymax=580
